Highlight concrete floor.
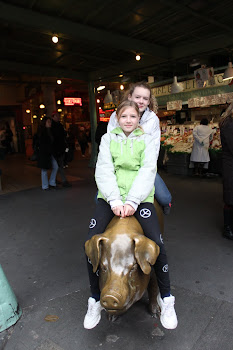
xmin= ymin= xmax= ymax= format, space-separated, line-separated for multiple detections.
xmin=0 ymin=153 xmax=232 ymax=350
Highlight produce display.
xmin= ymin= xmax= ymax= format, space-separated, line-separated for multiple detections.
xmin=160 ymin=123 xmax=221 ymax=153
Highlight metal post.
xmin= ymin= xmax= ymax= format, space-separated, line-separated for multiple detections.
xmin=88 ymin=81 xmax=98 ymax=168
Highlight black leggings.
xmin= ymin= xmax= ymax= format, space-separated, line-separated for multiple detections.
xmin=86 ymin=199 xmax=171 ymax=298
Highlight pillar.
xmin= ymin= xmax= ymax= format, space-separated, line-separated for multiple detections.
xmin=88 ymin=81 xmax=98 ymax=168
xmin=42 ymin=85 xmax=56 ymax=118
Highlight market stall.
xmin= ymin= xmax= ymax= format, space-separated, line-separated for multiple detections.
xmin=159 ymin=122 xmax=222 ymax=175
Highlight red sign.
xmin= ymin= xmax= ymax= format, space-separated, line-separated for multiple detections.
xmin=64 ymin=98 xmax=82 ymax=106
xmin=100 ymin=116 xmax=110 ymax=122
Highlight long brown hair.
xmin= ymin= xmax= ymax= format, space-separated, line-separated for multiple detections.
xmin=122 ymin=81 xmax=158 ymax=113
xmin=219 ymin=102 xmax=233 ymax=127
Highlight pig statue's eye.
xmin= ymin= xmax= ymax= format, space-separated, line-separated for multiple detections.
xmin=130 ymin=264 xmax=138 ymax=275
xmin=100 ymin=264 xmax=107 ymax=273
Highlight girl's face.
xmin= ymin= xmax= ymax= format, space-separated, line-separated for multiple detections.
xmin=118 ymin=106 xmax=140 ymax=136
xmin=128 ymin=86 xmax=150 ymax=114
xmin=45 ymin=119 xmax=51 ymax=128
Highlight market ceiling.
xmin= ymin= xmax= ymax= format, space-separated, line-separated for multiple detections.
xmin=0 ymin=0 xmax=233 ymax=89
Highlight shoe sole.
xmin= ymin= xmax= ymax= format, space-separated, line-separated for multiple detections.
xmin=84 ymin=314 xmax=101 ymax=329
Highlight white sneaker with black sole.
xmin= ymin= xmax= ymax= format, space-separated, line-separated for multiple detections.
xmin=157 ymin=293 xmax=178 ymax=329
xmin=84 ymin=297 xmax=104 ymax=329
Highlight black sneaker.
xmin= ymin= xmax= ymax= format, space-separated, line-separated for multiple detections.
xmin=163 ymin=204 xmax=171 ymax=215
xmin=62 ymin=181 xmax=72 ymax=188
xmin=223 ymin=225 xmax=233 ymax=240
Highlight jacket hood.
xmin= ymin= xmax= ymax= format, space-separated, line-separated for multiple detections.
xmin=111 ymin=127 xmax=144 ymax=137
xmin=140 ymin=108 xmax=155 ymax=123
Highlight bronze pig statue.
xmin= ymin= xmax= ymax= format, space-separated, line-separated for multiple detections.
xmin=85 ymin=201 xmax=163 ymax=317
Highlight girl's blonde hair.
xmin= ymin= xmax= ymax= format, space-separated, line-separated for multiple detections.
xmin=219 ymin=102 xmax=233 ymax=127
xmin=122 ymin=81 xmax=158 ymax=113
xmin=116 ymin=100 xmax=139 ymax=121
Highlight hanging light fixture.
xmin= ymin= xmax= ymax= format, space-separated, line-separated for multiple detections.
xmin=57 ymin=100 xmax=61 ymax=105
xmin=104 ymin=90 xmax=113 ymax=104
xmin=26 ymin=109 xmax=31 ymax=114
xmin=57 ymin=79 xmax=62 ymax=85
xmin=136 ymin=54 xmax=141 ymax=61
xmin=223 ymin=62 xmax=233 ymax=80
xmin=120 ymin=84 xmax=124 ymax=90
xmin=189 ymin=58 xmax=200 ymax=67
xmin=39 ymin=104 xmax=45 ymax=109
xmin=97 ymin=85 xmax=105 ymax=91
xmin=171 ymin=76 xmax=184 ymax=94
xmin=96 ymin=99 xmax=100 ymax=103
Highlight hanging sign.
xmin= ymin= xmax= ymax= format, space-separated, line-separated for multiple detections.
xmin=188 ymin=92 xmax=233 ymax=108
xmin=167 ymin=100 xmax=183 ymax=110
xmin=64 ymin=98 xmax=82 ymax=106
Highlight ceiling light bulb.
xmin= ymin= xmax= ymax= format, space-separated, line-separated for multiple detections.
xmin=52 ymin=35 xmax=59 ymax=44
xmin=119 ymin=74 xmax=123 ymax=78
xmin=39 ymin=104 xmax=45 ymax=109
xmin=57 ymin=100 xmax=61 ymax=105
xmin=57 ymin=79 xmax=62 ymax=85
xmin=120 ymin=84 xmax=124 ymax=90
xmin=33 ymin=115 xmax=37 ymax=119
xmin=97 ymin=99 xmax=100 ymax=103
xmin=136 ymin=54 xmax=141 ymax=61
xmin=26 ymin=109 xmax=31 ymax=114
xmin=57 ymin=108 xmax=62 ymax=112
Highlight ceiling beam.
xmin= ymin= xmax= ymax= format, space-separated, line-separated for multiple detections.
xmin=172 ymin=35 xmax=233 ymax=60
xmin=83 ymin=0 xmax=116 ymax=24
xmin=88 ymin=55 xmax=165 ymax=81
xmin=0 ymin=36 xmax=118 ymax=65
xmin=0 ymin=60 xmax=88 ymax=81
xmin=0 ymin=1 xmax=169 ymax=59
xmin=158 ymin=0 xmax=233 ymax=35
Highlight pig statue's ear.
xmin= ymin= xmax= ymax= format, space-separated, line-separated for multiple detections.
xmin=85 ymin=234 xmax=108 ymax=273
xmin=134 ymin=236 xmax=160 ymax=275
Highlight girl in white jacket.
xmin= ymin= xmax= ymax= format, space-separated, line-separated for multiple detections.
xmin=107 ymin=81 xmax=172 ymax=214
xmin=84 ymin=101 xmax=177 ymax=331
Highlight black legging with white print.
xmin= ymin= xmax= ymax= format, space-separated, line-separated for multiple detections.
xmin=86 ymin=199 xmax=170 ymax=298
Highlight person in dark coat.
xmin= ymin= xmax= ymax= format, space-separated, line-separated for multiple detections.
xmin=4 ymin=122 xmax=13 ymax=154
xmin=219 ymin=103 xmax=233 ymax=240
xmin=95 ymin=121 xmax=107 ymax=153
xmin=77 ymin=125 xmax=88 ymax=157
xmin=37 ymin=117 xmax=59 ymax=190
xmin=51 ymin=113 xmax=71 ymax=187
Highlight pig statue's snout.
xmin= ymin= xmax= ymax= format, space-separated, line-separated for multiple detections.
xmin=101 ymin=287 xmax=129 ymax=313
xmin=101 ymin=294 xmax=121 ymax=309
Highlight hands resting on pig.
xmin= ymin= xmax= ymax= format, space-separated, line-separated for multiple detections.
xmin=112 ymin=204 xmax=135 ymax=217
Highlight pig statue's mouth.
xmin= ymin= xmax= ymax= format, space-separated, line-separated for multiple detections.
xmin=104 ymin=307 xmax=127 ymax=315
